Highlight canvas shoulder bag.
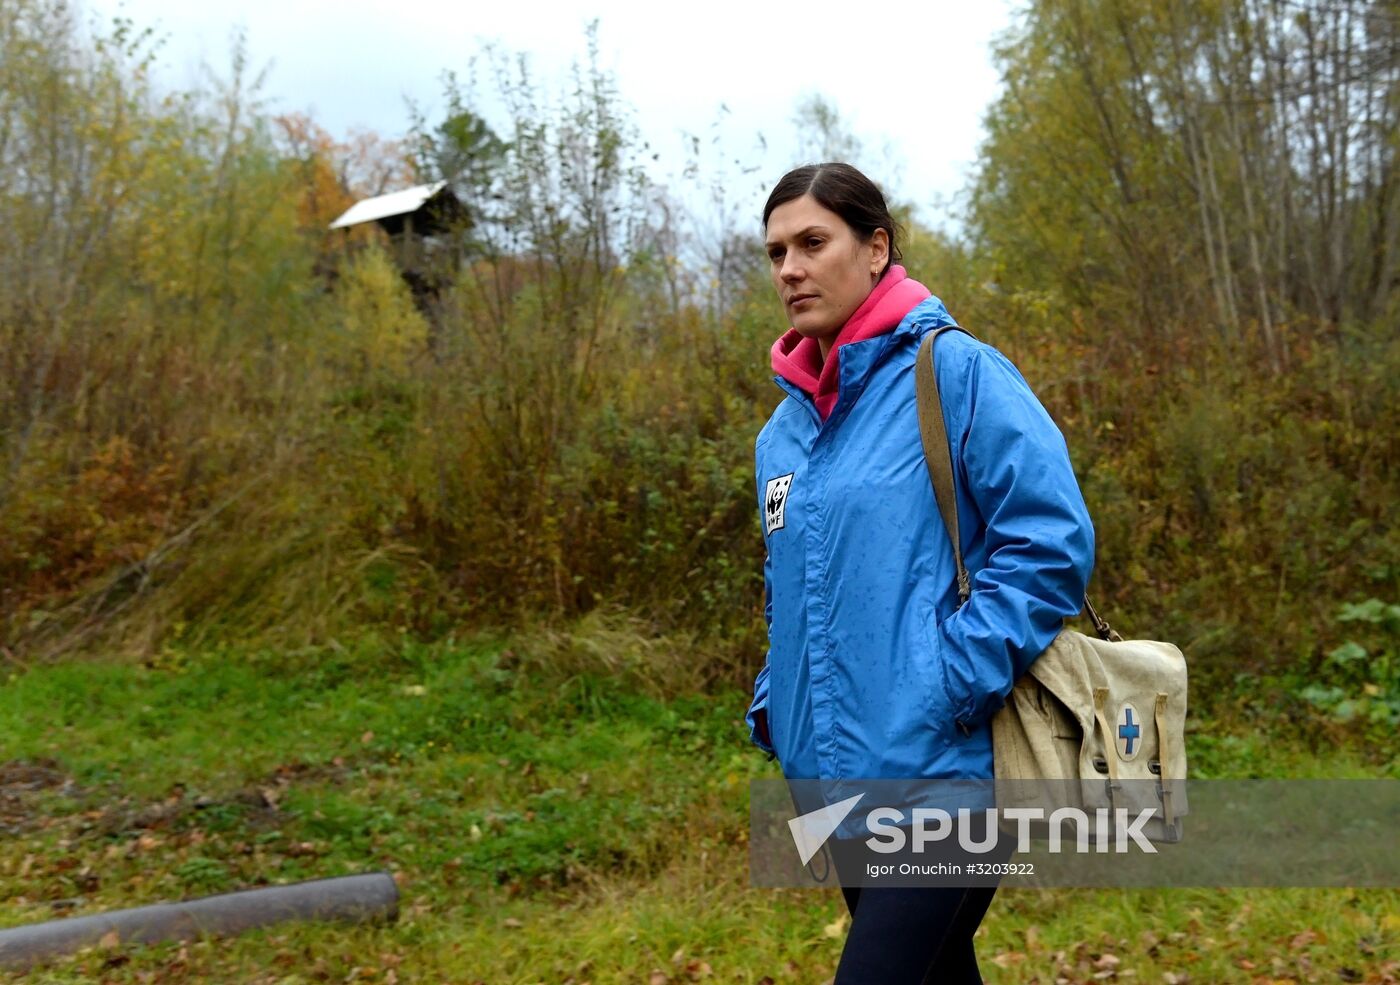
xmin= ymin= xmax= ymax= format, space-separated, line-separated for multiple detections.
xmin=914 ymin=327 xmax=1188 ymax=844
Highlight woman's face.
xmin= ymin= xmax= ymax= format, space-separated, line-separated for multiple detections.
xmin=765 ymin=194 xmax=888 ymax=346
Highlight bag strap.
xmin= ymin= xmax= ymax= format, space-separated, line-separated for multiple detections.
xmin=913 ymin=329 xmax=1121 ymax=643
xmin=915 ymin=328 xmax=974 ymax=605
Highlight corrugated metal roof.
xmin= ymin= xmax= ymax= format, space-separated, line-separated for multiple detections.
xmin=328 ymin=180 xmax=449 ymax=230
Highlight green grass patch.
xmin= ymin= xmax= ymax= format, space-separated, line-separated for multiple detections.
xmin=1 ymin=638 xmax=1397 ymax=982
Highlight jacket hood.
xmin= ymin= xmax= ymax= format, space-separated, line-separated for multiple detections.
xmin=891 ymin=294 xmax=958 ymax=339
xmin=770 ymin=265 xmax=932 ymax=420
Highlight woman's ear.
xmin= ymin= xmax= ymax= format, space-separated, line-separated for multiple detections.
xmin=868 ymin=228 xmax=890 ymax=275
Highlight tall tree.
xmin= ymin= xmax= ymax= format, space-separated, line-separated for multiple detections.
xmin=972 ymin=0 xmax=1399 ymax=369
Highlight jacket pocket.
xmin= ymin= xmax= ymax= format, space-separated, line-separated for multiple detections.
xmin=920 ymin=607 xmax=963 ymax=732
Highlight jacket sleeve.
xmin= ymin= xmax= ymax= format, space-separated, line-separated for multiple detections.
xmin=935 ymin=346 xmax=1095 ymax=731
xmin=745 ymin=551 xmax=776 ymax=757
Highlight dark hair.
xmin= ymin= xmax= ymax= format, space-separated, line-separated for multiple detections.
xmin=761 ymin=163 xmax=902 ymax=275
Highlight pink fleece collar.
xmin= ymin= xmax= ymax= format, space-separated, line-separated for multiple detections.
xmin=770 ymin=265 xmax=932 ymax=420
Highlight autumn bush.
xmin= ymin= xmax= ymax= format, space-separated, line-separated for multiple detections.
xmin=1 ymin=1 xmax=321 ymax=652
xmin=947 ymin=0 xmax=1400 ymax=706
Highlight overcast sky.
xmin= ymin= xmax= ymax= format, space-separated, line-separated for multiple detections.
xmin=92 ymin=0 xmax=1020 ymax=233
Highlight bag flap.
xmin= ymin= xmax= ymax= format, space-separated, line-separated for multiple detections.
xmin=1028 ymin=630 xmax=1189 ymax=782
xmin=1030 ymin=632 xmax=1187 ymax=721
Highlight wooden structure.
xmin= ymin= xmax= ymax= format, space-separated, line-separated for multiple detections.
xmin=328 ymin=181 xmax=468 ymax=302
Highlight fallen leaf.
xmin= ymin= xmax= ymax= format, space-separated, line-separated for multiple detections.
xmin=823 ymin=913 xmax=850 ymax=939
xmin=648 ymin=971 xmax=669 ymax=985
xmin=1226 ymin=902 xmax=1254 ymax=933
xmin=503 ymin=917 xmax=523 ymax=929
xmin=98 ymin=930 xmax=121 ymax=950
xmin=1289 ymin=930 xmax=1321 ymax=949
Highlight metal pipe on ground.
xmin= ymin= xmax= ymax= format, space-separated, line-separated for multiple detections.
xmin=0 ymin=872 xmax=398 ymax=971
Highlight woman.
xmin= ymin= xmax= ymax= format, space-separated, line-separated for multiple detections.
xmin=745 ymin=163 xmax=1095 ymax=983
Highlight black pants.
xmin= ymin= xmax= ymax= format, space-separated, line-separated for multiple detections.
xmin=826 ymin=811 xmax=1009 ymax=984
xmin=834 ymin=882 xmax=998 ymax=984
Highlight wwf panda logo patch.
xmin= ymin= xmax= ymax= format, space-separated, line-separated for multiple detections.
xmin=764 ymin=473 xmax=794 ymax=535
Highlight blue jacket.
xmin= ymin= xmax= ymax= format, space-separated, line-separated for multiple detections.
xmin=745 ymin=296 xmax=1094 ymax=781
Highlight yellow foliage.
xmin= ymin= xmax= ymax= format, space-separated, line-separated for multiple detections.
xmin=335 ymin=247 xmax=429 ymax=376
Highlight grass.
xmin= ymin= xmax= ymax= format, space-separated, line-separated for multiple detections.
xmin=1 ymin=637 xmax=1397 ymax=983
